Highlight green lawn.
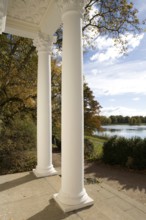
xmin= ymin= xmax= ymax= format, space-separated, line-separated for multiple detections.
xmin=85 ymin=135 xmax=107 ymax=160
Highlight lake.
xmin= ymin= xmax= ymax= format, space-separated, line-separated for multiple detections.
xmin=96 ymin=125 xmax=146 ymax=139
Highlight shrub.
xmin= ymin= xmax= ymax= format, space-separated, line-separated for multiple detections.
xmin=102 ymin=136 xmax=119 ymax=165
xmin=0 ymin=116 xmax=36 ymax=174
xmin=102 ymin=136 xmax=146 ymax=170
xmin=11 ymin=116 xmax=36 ymax=150
xmin=132 ymin=138 xmax=146 ymax=169
xmin=0 ymin=150 xmax=36 ymax=175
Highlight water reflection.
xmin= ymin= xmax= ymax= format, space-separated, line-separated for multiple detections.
xmin=96 ymin=125 xmax=146 ymax=139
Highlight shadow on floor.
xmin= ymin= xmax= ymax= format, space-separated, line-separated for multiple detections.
xmin=27 ymin=199 xmax=71 ymax=220
xmin=0 ymin=172 xmax=36 ymax=192
xmin=27 ymin=198 xmax=92 ymax=220
xmin=85 ymin=161 xmax=146 ymax=193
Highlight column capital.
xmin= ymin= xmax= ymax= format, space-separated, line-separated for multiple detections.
xmin=56 ymin=0 xmax=87 ymax=18
xmin=33 ymin=32 xmax=55 ymax=54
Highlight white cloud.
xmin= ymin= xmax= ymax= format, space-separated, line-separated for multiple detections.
xmin=89 ymin=33 xmax=144 ymax=63
xmin=122 ymin=33 xmax=144 ymax=51
xmin=109 ymin=98 xmax=115 ymax=102
xmin=132 ymin=97 xmax=140 ymax=101
xmin=83 ymin=1 xmax=146 ymax=117
xmin=90 ymin=36 xmax=122 ymax=62
xmin=90 ymin=47 xmax=123 ymax=63
xmin=84 ymin=60 xmax=146 ymax=96
xmin=101 ymin=106 xmax=146 ymax=117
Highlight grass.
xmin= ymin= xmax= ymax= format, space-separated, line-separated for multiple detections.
xmin=85 ymin=135 xmax=107 ymax=160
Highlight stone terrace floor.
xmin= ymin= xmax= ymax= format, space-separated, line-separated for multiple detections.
xmin=0 ymin=171 xmax=146 ymax=220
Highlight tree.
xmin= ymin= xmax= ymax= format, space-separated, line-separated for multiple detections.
xmin=0 ymin=34 xmax=102 ymax=142
xmin=84 ymin=0 xmax=141 ymax=51
xmin=100 ymin=116 xmax=112 ymax=125
xmin=99 ymin=115 xmax=145 ymax=125
xmin=110 ymin=115 xmax=118 ymax=124
xmin=0 ymin=34 xmax=37 ymax=127
xmin=84 ymin=82 xmax=102 ymax=135
xmin=1 ymin=0 xmax=141 ymax=126
xmin=55 ymin=0 xmax=141 ymax=52
xmin=84 ymin=0 xmax=140 ymax=34
xmin=128 ymin=116 xmax=141 ymax=125
xmin=51 ymin=64 xmax=102 ymax=139
xmin=51 ymin=60 xmax=61 ymax=143
xmin=0 ymin=34 xmax=38 ymax=174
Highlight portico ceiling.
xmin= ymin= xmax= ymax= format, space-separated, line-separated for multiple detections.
xmin=1 ymin=0 xmax=62 ymax=38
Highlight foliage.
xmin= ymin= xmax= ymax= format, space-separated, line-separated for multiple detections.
xmin=103 ymin=136 xmax=146 ymax=169
xmin=128 ymin=116 xmax=142 ymax=125
xmin=0 ymin=116 xmax=36 ymax=174
xmin=0 ymin=33 xmax=102 ymax=173
xmin=55 ymin=0 xmax=141 ymax=52
xmin=0 ymin=34 xmax=37 ymax=127
xmin=1 ymin=33 xmax=102 ymax=143
xmin=51 ymin=61 xmax=61 ymax=142
xmin=51 ymin=65 xmax=102 ymax=147
xmin=51 ymin=72 xmax=102 ymax=143
xmin=100 ymin=115 xmax=146 ymax=125
xmin=84 ymin=82 xmax=102 ymax=135
xmin=83 ymin=0 xmax=141 ymax=51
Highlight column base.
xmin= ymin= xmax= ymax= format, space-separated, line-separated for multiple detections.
xmin=53 ymin=192 xmax=94 ymax=212
xmin=33 ymin=165 xmax=57 ymax=177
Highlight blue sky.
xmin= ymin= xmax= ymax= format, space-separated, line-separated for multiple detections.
xmin=83 ymin=1 xmax=146 ymax=117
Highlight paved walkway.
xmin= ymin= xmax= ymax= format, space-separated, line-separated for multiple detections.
xmin=0 ymin=171 xmax=146 ymax=220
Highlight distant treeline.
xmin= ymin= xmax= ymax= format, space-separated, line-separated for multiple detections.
xmin=100 ymin=115 xmax=146 ymax=125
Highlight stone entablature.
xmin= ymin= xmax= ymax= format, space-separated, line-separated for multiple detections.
xmin=2 ymin=0 xmax=61 ymax=39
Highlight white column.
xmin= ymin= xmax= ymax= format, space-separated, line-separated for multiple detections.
xmin=33 ymin=32 xmax=57 ymax=177
xmin=54 ymin=0 xmax=93 ymax=212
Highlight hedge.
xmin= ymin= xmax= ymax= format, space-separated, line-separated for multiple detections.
xmin=102 ymin=136 xmax=146 ymax=170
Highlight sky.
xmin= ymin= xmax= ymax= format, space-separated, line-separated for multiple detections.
xmin=83 ymin=1 xmax=146 ymax=117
